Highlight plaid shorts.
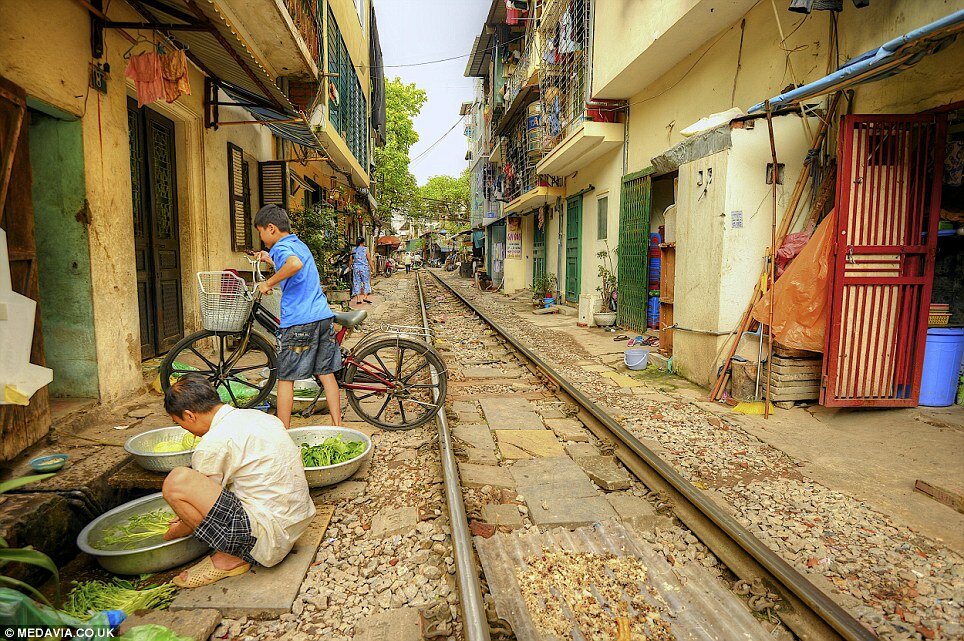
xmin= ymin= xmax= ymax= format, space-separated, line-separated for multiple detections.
xmin=194 ymin=489 xmax=258 ymax=565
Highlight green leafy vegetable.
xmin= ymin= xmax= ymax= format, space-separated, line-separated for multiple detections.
xmin=97 ymin=508 xmax=175 ymax=550
xmin=62 ymin=578 xmax=176 ymax=620
xmin=152 ymin=433 xmax=200 ymax=453
xmin=301 ymin=436 xmax=366 ymax=467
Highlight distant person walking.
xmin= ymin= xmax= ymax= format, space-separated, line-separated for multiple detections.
xmin=351 ymin=237 xmax=375 ymax=306
xmin=403 ymin=252 xmax=412 ymax=274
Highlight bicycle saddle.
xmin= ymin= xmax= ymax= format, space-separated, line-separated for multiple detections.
xmin=333 ymin=309 xmax=367 ymax=329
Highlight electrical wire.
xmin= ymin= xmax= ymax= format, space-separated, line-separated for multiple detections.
xmin=409 ymin=115 xmax=466 ymax=166
xmin=356 ymin=33 xmax=528 ymax=70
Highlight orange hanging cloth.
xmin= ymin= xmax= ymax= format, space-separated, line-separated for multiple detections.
xmin=751 ymin=212 xmax=836 ymax=353
xmin=160 ymin=49 xmax=191 ymax=103
xmin=125 ymin=51 xmax=164 ymax=107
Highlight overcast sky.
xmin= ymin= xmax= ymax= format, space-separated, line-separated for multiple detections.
xmin=373 ymin=0 xmax=489 ymax=185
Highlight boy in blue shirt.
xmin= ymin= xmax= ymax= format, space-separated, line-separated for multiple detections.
xmin=253 ymin=205 xmax=342 ymax=428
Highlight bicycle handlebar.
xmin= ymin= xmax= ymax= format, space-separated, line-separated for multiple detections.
xmin=243 ymin=252 xmax=268 ymax=301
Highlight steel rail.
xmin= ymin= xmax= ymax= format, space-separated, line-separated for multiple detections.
xmin=426 ymin=270 xmax=875 ymax=641
xmin=414 ymin=272 xmax=491 ymax=641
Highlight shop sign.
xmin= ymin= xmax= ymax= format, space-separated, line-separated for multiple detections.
xmin=506 ymin=216 xmax=522 ymax=259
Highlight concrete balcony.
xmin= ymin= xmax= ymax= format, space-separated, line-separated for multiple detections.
xmin=308 ymin=110 xmax=370 ymax=188
xmin=503 ymin=185 xmax=565 ymax=215
xmin=536 ymin=121 xmax=623 ymax=177
xmin=218 ymin=0 xmax=320 ymax=79
xmin=592 ymin=0 xmax=757 ymax=99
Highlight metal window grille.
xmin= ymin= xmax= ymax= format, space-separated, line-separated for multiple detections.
xmin=328 ymin=8 xmax=369 ymax=169
xmin=538 ymin=0 xmax=591 ymax=155
xmin=501 ymin=112 xmax=539 ymax=202
xmin=281 ymin=0 xmax=320 ymax=63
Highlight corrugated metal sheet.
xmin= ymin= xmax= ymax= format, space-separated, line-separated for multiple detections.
xmin=474 ymin=521 xmax=771 ymax=641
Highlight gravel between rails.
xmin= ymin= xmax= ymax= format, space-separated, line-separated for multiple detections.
xmin=215 ymin=277 xmax=464 ymax=641
xmin=432 ymin=272 xmax=963 ymax=641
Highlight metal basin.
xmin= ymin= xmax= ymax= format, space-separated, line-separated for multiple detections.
xmin=289 ymin=426 xmax=373 ymax=488
xmin=77 ymin=493 xmax=209 ymax=575
xmin=125 ymin=426 xmax=197 ymax=473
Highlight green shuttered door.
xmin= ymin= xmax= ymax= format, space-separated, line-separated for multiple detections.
xmin=617 ymin=170 xmax=653 ymax=333
xmin=565 ymin=196 xmax=582 ymax=302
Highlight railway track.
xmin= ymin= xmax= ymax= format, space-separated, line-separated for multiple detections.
xmin=414 ymin=270 xmax=875 ymax=641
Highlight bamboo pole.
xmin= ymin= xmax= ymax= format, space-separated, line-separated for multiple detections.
xmin=710 ymin=93 xmax=840 ymax=401
xmin=764 ymin=102 xmax=778 ymax=419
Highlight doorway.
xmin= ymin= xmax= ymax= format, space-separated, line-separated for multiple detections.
xmin=565 ymin=195 xmax=582 ymax=302
xmin=28 ymin=107 xmax=99 ymax=399
xmin=533 ymin=212 xmax=546 ymax=288
xmin=128 ymin=98 xmax=183 ymax=359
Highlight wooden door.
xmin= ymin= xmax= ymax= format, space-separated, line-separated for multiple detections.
xmin=128 ymin=100 xmax=183 ymax=358
xmin=616 ymin=169 xmax=653 ymax=332
xmin=565 ymin=196 xmax=582 ymax=302
xmin=0 ymin=76 xmax=50 ymax=460
xmin=821 ymin=114 xmax=946 ymax=407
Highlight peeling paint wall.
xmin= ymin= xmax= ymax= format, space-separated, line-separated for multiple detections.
xmin=0 ymin=0 xmax=281 ymax=401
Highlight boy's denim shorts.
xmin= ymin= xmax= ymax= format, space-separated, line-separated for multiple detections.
xmin=276 ymin=318 xmax=342 ymax=381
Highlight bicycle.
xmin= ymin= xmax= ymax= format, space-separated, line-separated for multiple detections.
xmin=158 ymin=256 xmax=447 ymax=430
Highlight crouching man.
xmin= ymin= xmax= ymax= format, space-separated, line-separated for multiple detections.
xmin=161 ymin=376 xmax=315 ymax=588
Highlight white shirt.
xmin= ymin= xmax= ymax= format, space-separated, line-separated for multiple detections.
xmin=192 ymin=406 xmax=315 ymax=566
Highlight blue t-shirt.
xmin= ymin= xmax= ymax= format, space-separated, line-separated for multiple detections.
xmin=268 ymin=234 xmax=334 ymax=328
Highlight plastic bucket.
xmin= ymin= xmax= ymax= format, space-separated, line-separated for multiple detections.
xmin=625 ymin=348 xmax=650 ymax=370
xmin=544 ymin=297 xmax=555 ymax=308
xmin=920 ymin=328 xmax=964 ymax=406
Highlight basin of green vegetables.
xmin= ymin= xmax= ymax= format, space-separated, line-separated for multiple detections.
xmin=288 ymin=427 xmax=373 ymax=488
xmin=77 ymin=493 xmax=208 ymax=574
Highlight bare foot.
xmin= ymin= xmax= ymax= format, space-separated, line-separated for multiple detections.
xmin=163 ymin=519 xmax=193 ymax=541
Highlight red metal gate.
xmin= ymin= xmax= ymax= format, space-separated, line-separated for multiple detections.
xmin=821 ymin=114 xmax=946 ymax=407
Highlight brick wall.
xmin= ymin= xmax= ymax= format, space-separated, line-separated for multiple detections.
xmin=287 ymin=80 xmax=320 ymax=112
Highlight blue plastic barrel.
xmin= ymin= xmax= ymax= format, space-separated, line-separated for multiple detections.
xmin=919 ymin=328 xmax=964 ymax=407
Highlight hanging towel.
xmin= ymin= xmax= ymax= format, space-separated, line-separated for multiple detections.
xmin=160 ymin=49 xmax=191 ymax=103
xmin=125 ymin=51 xmax=164 ymax=107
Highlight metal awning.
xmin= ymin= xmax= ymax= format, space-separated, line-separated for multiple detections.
xmin=465 ymin=32 xmax=493 ymax=77
xmin=99 ymin=0 xmax=321 ymax=149
xmin=749 ymin=10 xmax=964 ymax=112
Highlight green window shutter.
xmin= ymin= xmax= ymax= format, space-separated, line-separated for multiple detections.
xmin=258 ymin=161 xmax=289 ymax=210
xmin=597 ymin=196 xmax=608 ymax=240
xmin=228 ymin=143 xmax=252 ymax=251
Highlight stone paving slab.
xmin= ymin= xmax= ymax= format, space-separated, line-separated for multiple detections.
xmin=481 ymin=504 xmax=525 ymax=529
xmin=452 ymin=401 xmax=478 ymax=414
xmin=565 ymin=442 xmax=600 ymax=458
xmin=463 ymin=447 xmax=500 ymax=465
xmin=119 ymin=609 xmax=221 ymax=640
xmin=518 ymin=477 xmax=599 ymax=504
xmin=600 ymin=371 xmax=645 ymax=388
xmin=371 ymin=505 xmax=419 ymax=538
xmin=576 ymin=455 xmax=633 ymax=490
xmin=459 ymin=462 xmax=516 ymax=488
xmin=535 ymin=407 xmax=566 ymax=419
xmin=479 ymin=397 xmax=545 ymax=430
xmin=606 ymin=492 xmax=659 ymax=530
xmin=581 ymin=364 xmax=615 ymax=373
xmin=452 ymin=425 xmax=497 ymax=451
xmin=494 ymin=430 xmax=565 ymax=459
xmin=545 ymin=417 xmax=591 ymax=442
xmin=313 ymin=480 xmax=368 ymax=503
xmin=170 ymin=506 xmax=332 ymax=618
xmin=457 ymin=411 xmax=486 ymax=424
xmin=526 ymin=496 xmax=618 ymax=528
xmin=509 ymin=456 xmax=589 ymax=488
xmin=353 ymin=607 xmax=421 ymax=641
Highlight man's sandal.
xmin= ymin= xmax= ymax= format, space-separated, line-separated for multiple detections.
xmin=173 ymin=555 xmax=251 ymax=588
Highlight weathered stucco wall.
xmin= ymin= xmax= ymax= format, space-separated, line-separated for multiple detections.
xmin=0 ymin=0 xmax=280 ymax=401
xmin=620 ymin=1 xmax=964 ymax=171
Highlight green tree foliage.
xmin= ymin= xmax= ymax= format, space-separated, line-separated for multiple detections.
xmin=414 ymin=168 xmax=470 ymax=233
xmin=373 ymin=78 xmax=427 ymax=228
xmin=290 ymin=204 xmax=344 ymax=286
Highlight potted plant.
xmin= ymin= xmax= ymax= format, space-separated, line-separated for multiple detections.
xmin=291 ymin=204 xmax=350 ymax=307
xmin=594 ymin=248 xmax=618 ymax=327
xmin=533 ymin=273 xmax=557 ymax=308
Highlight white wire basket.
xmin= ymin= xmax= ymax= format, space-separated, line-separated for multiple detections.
xmin=197 ymin=271 xmax=253 ymax=332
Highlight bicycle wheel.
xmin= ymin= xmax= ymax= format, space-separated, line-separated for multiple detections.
xmin=343 ymin=336 xmax=447 ymax=431
xmin=159 ymin=330 xmax=277 ymax=409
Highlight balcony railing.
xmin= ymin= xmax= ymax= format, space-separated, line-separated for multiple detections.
xmin=282 ymin=0 xmax=320 ymax=64
xmin=538 ymin=0 xmax=591 ymax=154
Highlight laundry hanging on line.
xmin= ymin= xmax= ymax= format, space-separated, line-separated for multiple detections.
xmin=125 ymin=49 xmax=192 ymax=107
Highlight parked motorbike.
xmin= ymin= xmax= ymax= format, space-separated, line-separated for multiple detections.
xmin=384 ymin=258 xmax=395 ymax=277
